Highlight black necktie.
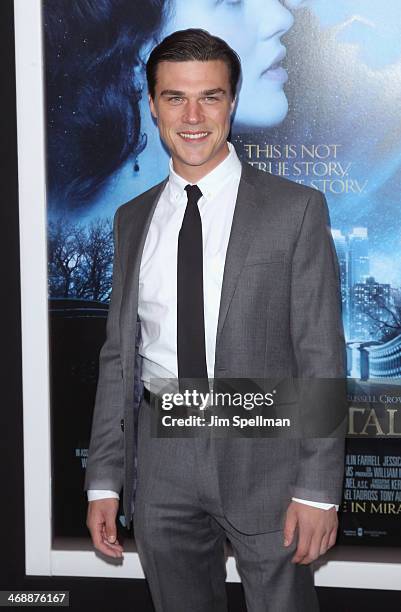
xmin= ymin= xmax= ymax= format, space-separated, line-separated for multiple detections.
xmin=177 ymin=184 xmax=209 ymax=394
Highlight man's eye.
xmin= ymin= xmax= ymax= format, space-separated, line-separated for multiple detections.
xmin=168 ymin=97 xmax=183 ymax=104
xmin=203 ymin=96 xmax=218 ymax=103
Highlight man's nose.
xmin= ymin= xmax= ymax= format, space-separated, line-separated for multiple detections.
xmin=182 ymin=100 xmax=204 ymax=124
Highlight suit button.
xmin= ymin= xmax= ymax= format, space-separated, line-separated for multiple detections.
xmin=120 ymin=419 xmax=124 ymax=432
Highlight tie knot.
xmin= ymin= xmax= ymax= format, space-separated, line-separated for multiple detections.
xmin=185 ymin=184 xmax=203 ymax=205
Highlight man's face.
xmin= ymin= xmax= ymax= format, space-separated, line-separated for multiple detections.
xmin=149 ymin=60 xmax=235 ymax=181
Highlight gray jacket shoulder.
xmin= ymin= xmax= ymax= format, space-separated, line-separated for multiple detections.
xmin=115 ymin=178 xmax=168 ymax=222
xmin=242 ymin=161 xmax=324 ymax=204
xmin=241 ymin=161 xmax=329 ymax=231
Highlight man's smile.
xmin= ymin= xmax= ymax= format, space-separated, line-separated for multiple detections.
xmin=178 ymin=131 xmax=211 ymax=142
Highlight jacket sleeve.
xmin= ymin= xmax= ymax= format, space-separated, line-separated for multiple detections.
xmin=84 ymin=207 xmax=125 ymax=494
xmin=290 ymin=189 xmax=347 ymax=504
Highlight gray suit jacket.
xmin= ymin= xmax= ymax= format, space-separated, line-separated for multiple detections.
xmin=84 ymin=161 xmax=346 ymax=534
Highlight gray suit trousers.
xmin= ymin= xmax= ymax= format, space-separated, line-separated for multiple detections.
xmin=133 ymin=397 xmax=319 ymax=612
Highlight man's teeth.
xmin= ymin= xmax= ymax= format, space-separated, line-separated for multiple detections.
xmin=179 ymin=132 xmax=208 ymax=140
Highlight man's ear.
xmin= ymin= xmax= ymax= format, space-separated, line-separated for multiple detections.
xmin=148 ymin=94 xmax=157 ymax=120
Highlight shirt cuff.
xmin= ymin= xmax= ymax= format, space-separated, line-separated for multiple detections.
xmin=87 ymin=489 xmax=120 ymax=502
xmin=292 ymin=497 xmax=339 ymax=511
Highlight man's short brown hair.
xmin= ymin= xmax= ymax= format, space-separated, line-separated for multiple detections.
xmin=146 ymin=28 xmax=241 ymax=100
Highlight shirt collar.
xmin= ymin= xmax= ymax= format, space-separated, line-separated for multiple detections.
xmin=167 ymin=142 xmax=242 ymax=204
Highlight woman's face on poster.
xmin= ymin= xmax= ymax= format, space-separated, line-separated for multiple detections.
xmin=162 ymin=0 xmax=294 ymax=128
xmin=286 ymin=0 xmax=401 ymax=70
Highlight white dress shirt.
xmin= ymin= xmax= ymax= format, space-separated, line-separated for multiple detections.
xmin=88 ymin=143 xmax=337 ymax=511
xmin=138 ymin=141 xmax=241 ymax=384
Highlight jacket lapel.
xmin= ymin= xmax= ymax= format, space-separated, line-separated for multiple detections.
xmin=215 ymin=163 xmax=264 ymax=353
xmin=120 ymin=179 xmax=167 ymax=382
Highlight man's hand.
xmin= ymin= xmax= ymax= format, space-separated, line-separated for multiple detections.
xmin=86 ymin=498 xmax=124 ymax=558
xmin=283 ymin=500 xmax=338 ymax=564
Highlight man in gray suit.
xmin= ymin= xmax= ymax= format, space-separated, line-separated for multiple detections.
xmin=85 ymin=29 xmax=346 ymax=611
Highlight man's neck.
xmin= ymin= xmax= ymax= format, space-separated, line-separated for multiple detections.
xmin=172 ymin=143 xmax=230 ymax=183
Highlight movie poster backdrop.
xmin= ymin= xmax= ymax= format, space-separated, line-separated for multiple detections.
xmin=43 ymin=1 xmax=401 ymax=543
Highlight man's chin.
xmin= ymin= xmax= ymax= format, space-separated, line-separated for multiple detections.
xmin=183 ymin=161 xmax=211 ymax=171
xmin=171 ymin=141 xmax=229 ymax=172
xmin=175 ymin=143 xmax=213 ymax=160
xmin=175 ymin=151 xmax=214 ymax=168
